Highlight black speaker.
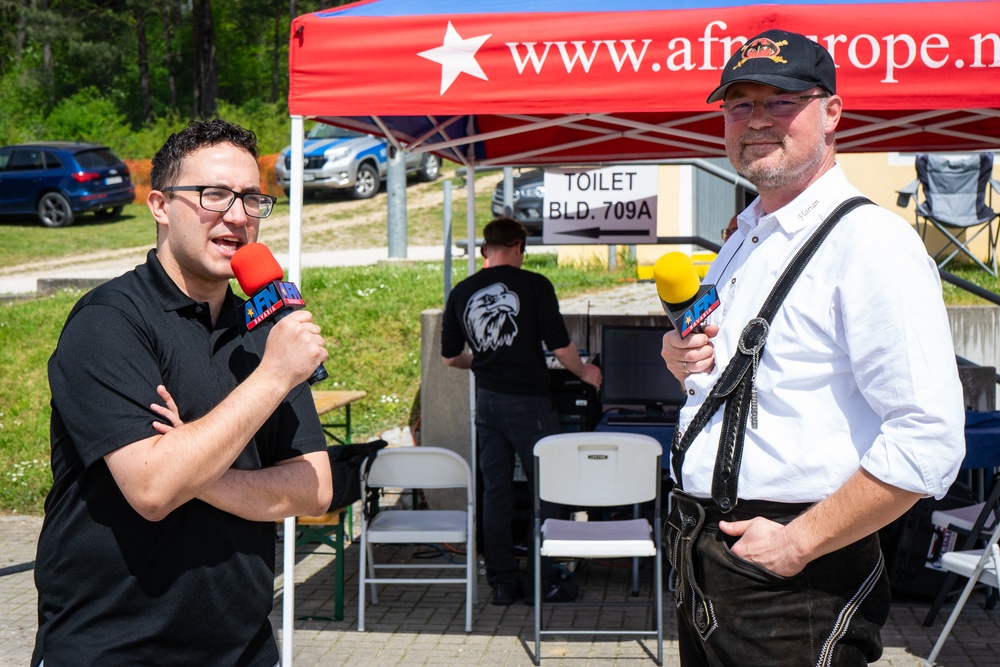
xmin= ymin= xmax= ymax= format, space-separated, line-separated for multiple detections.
xmin=549 ymin=366 xmax=601 ymax=433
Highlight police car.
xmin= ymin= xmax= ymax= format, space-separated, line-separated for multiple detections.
xmin=274 ymin=123 xmax=440 ymax=200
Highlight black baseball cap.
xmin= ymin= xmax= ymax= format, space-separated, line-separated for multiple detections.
xmin=706 ymin=30 xmax=836 ymax=103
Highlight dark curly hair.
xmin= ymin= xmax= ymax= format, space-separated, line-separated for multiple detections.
xmin=150 ymin=119 xmax=259 ymax=191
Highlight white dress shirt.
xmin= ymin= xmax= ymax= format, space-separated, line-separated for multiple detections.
xmin=676 ymin=164 xmax=966 ymax=503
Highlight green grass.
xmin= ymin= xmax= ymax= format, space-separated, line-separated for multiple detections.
xmin=942 ymin=266 xmax=1000 ymax=305
xmin=0 ymin=204 xmax=156 ymax=267
xmin=0 ymin=254 xmax=634 ymax=515
xmin=0 ymin=289 xmax=77 ymax=513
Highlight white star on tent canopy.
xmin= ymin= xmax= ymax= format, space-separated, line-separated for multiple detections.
xmin=418 ymin=21 xmax=491 ymax=95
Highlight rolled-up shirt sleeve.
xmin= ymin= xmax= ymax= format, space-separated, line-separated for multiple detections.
xmin=841 ymin=215 xmax=966 ymax=499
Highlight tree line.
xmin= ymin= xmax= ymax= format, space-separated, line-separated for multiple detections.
xmin=0 ymin=0 xmax=348 ymax=157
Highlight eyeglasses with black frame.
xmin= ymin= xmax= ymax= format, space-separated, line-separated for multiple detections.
xmin=720 ymin=93 xmax=830 ymax=122
xmin=160 ymin=185 xmax=276 ymax=219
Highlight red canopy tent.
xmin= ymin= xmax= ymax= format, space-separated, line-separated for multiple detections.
xmin=279 ymin=2 xmax=1000 ymax=660
xmin=282 ymin=0 xmax=1000 ymax=274
xmin=289 ymin=0 xmax=1000 ymax=168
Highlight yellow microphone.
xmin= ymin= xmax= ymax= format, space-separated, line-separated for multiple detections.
xmin=653 ymin=252 xmax=720 ymax=338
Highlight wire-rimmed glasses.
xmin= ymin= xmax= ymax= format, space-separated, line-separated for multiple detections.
xmin=720 ymin=94 xmax=830 ymax=122
xmin=160 ymin=185 xmax=276 ymax=219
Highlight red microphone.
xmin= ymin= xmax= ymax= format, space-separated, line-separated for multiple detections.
xmin=231 ymin=243 xmax=328 ymax=385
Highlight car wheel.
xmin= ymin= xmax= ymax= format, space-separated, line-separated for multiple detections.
xmin=37 ymin=192 xmax=75 ymax=228
xmin=416 ymin=154 xmax=440 ymax=182
xmin=351 ymin=162 xmax=380 ymax=199
xmin=93 ymin=205 xmax=124 ymax=220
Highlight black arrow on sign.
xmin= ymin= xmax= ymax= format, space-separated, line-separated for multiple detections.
xmin=561 ymin=227 xmax=653 ymax=239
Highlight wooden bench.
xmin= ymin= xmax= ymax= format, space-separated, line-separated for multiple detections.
xmin=294 ymin=506 xmax=351 ymax=621
xmin=312 ymin=390 xmax=367 ymax=445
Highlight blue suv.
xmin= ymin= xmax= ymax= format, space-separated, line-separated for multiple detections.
xmin=274 ymin=123 xmax=440 ymax=200
xmin=0 ymin=141 xmax=135 ymax=228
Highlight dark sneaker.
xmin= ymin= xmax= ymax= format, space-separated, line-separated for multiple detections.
xmin=491 ymin=582 xmax=521 ymax=606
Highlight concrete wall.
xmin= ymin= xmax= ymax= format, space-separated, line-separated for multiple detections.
xmin=420 ymin=305 xmax=1000 ymax=505
xmin=418 ymin=309 xmax=473 ymax=510
xmin=948 ymin=306 xmax=1000 ymax=409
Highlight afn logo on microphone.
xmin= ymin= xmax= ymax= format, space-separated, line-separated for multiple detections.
xmin=679 ymin=286 xmax=720 ymax=338
xmin=244 ymin=281 xmax=305 ymax=330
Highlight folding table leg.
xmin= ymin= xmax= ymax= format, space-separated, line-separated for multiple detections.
xmin=294 ymin=508 xmax=347 ymax=622
xmin=334 ymin=517 xmax=345 ymax=621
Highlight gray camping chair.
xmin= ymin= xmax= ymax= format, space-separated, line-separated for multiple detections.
xmin=897 ymin=153 xmax=1000 ymax=275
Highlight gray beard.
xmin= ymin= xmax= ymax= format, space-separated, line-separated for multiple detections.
xmin=735 ymin=138 xmax=826 ymax=193
xmin=731 ymin=107 xmax=829 ymax=193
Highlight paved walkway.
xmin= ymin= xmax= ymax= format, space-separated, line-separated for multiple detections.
xmin=3 ymin=512 xmax=1000 ymax=666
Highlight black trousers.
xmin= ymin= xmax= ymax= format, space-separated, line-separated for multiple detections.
xmin=665 ymin=489 xmax=891 ymax=667
xmin=475 ymin=388 xmax=562 ymax=586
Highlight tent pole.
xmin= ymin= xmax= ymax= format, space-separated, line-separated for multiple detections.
xmin=288 ymin=116 xmax=305 ymax=284
xmin=502 ymin=167 xmax=513 ymax=214
xmin=281 ymin=114 xmax=305 ymax=667
xmin=466 ymin=165 xmax=476 ymax=277
xmin=387 ymin=147 xmax=407 ymax=258
xmin=466 ymin=164 xmax=477 ymax=538
xmin=443 ymin=179 xmax=453 ymax=301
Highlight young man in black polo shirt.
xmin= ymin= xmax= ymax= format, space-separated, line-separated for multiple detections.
xmin=32 ymin=119 xmax=332 ymax=667
xmin=441 ymin=217 xmax=602 ymax=605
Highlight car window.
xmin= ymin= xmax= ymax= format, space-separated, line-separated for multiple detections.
xmin=75 ymin=149 xmax=119 ymax=168
xmin=9 ymin=150 xmax=45 ymax=171
xmin=0 ymin=149 xmax=10 ymax=171
xmin=43 ymin=151 xmax=63 ymax=169
xmin=307 ymin=124 xmax=362 ymax=140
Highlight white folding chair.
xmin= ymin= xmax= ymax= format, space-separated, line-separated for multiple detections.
xmin=925 ymin=520 xmax=1000 ymax=665
xmin=532 ymin=432 xmax=663 ymax=665
xmin=357 ymin=446 xmax=475 ymax=632
xmin=923 ymin=472 xmax=1000 ymax=626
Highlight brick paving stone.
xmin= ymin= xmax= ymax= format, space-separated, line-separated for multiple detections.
xmin=6 ymin=402 xmax=1000 ymax=667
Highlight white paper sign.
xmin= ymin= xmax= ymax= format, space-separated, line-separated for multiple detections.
xmin=542 ymin=165 xmax=657 ymax=245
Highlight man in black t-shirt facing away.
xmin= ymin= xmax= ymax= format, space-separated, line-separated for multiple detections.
xmin=441 ymin=217 xmax=602 ymax=606
xmin=32 ymin=119 xmax=332 ymax=667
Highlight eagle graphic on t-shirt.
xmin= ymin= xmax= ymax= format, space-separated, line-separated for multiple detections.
xmin=463 ymin=283 xmax=520 ymax=352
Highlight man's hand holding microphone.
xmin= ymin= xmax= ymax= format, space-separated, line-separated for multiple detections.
xmin=232 ymin=243 xmax=329 ymax=392
xmin=259 ymin=310 xmax=329 ymax=390
xmin=654 ymin=251 xmax=720 ymax=384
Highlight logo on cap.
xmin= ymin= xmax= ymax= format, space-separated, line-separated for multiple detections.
xmin=733 ymin=38 xmax=789 ymax=70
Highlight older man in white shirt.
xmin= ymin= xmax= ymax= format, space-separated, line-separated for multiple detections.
xmin=661 ymin=29 xmax=965 ymax=666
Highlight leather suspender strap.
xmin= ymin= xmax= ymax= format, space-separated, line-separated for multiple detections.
xmin=670 ymin=196 xmax=873 ymax=512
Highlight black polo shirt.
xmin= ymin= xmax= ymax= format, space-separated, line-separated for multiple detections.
xmin=33 ymin=250 xmax=325 ymax=667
